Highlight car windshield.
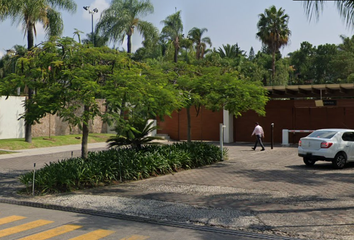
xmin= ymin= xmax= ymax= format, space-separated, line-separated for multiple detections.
xmin=307 ymin=131 xmax=337 ymax=139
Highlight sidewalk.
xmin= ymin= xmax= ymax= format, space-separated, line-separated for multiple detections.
xmin=0 ymin=142 xmax=108 ymax=159
xmin=1 ymin=142 xmax=353 ymax=239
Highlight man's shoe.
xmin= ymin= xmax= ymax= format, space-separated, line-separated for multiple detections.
xmin=261 ymin=149 xmax=265 ymax=151
xmin=252 ymin=148 xmax=255 ymax=150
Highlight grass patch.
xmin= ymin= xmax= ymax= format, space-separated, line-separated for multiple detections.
xmin=0 ymin=150 xmax=13 ymax=154
xmin=0 ymin=134 xmax=112 ymax=150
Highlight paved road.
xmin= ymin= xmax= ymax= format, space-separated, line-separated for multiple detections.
xmin=1 ymin=142 xmax=354 ymax=239
xmin=0 ymin=202 xmax=277 ymax=240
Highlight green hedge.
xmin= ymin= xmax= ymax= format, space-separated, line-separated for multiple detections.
xmin=19 ymin=142 xmax=227 ymax=194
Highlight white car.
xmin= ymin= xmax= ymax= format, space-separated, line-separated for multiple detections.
xmin=298 ymin=129 xmax=354 ymax=169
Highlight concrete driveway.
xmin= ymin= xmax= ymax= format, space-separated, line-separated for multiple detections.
xmin=1 ymin=142 xmax=354 ymax=239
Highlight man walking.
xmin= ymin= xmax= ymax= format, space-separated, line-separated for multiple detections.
xmin=251 ymin=122 xmax=265 ymax=151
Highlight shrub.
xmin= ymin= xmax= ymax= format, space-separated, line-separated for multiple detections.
xmin=19 ymin=142 xmax=226 ymax=194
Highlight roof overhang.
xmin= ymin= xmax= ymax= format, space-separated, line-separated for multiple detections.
xmin=265 ymin=83 xmax=354 ymax=99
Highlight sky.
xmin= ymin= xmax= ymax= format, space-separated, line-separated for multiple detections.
xmin=0 ymin=0 xmax=353 ymax=58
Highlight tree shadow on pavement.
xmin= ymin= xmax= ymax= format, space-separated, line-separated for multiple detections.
xmin=0 ymin=170 xmax=29 ymax=198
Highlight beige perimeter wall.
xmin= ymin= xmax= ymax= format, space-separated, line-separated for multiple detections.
xmin=0 ymin=97 xmax=110 ymax=139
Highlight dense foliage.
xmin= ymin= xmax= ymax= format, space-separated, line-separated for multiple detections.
xmin=19 ymin=142 xmax=226 ymax=194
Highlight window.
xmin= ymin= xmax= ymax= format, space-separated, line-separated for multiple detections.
xmin=342 ymin=132 xmax=354 ymax=141
xmin=308 ymin=131 xmax=337 ymax=139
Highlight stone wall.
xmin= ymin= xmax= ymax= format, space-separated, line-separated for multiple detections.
xmin=32 ymin=99 xmax=109 ymax=137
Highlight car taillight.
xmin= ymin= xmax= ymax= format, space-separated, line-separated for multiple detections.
xmin=321 ymin=142 xmax=333 ymax=148
xmin=298 ymin=140 xmax=302 ymax=146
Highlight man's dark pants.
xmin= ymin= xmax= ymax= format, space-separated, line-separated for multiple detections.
xmin=253 ymin=135 xmax=265 ymax=150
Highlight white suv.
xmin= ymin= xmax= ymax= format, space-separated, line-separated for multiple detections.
xmin=298 ymin=129 xmax=354 ymax=169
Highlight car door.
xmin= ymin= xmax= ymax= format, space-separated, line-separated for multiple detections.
xmin=342 ymin=132 xmax=354 ymax=160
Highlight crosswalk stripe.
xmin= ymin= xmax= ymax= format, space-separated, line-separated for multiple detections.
xmin=0 ymin=216 xmax=27 ymax=225
xmin=120 ymin=235 xmax=150 ymax=240
xmin=18 ymin=224 xmax=82 ymax=240
xmin=69 ymin=229 xmax=115 ymax=240
xmin=0 ymin=220 xmax=53 ymax=238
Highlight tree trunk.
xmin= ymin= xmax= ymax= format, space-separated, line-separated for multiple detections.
xmin=271 ymin=50 xmax=276 ymax=85
xmin=81 ymin=105 xmax=90 ymax=159
xmin=127 ymin=34 xmax=131 ymax=54
xmin=174 ymin=37 xmax=179 ymax=63
xmin=27 ymin=24 xmax=34 ymax=50
xmin=186 ymin=106 xmax=191 ymax=143
xmin=196 ymin=44 xmax=200 ymax=60
xmin=25 ymin=25 xmax=34 ymax=143
xmin=174 ymin=47 xmax=178 ymax=63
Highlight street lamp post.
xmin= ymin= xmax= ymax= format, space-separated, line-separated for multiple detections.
xmin=83 ymin=6 xmax=98 ymax=46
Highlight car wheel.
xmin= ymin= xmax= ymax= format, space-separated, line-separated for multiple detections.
xmin=303 ymin=157 xmax=316 ymax=166
xmin=332 ymin=153 xmax=347 ymax=169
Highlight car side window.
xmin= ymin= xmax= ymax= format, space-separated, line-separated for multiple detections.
xmin=342 ymin=132 xmax=354 ymax=141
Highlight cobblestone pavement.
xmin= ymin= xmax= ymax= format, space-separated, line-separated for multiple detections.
xmin=1 ymin=142 xmax=354 ymax=239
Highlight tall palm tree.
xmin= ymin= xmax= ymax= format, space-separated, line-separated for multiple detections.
xmin=187 ymin=27 xmax=212 ymax=60
xmin=303 ymin=1 xmax=354 ymax=27
xmin=256 ymin=5 xmax=291 ymax=83
xmin=160 ymin=10 xmax=183 ymax=63
xmin=0 ymin=0 xmax=77 ymax=143
xmin=1 ymin=0 xmax=76 ymax=50
xmin=96 ymin=0 xmax=157 ymax=53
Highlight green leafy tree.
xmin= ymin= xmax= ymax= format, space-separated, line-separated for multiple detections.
xmin=96 ymin=0 xmax=157 ymax=53
xmin=103 ymin=59 xmax=182 ymax=134
xmin=164 ymin=62 xmax=268 ymax=142
xmin=160 ymin=10 xmax=184 ymax=63
xmin=187 ymin=27 xmax=212 ymax=60
xmin=289 ymin=41 xmax=315 ymax=84
xmin=331 ymin=35 xmax=354 ymax=83
xmin=313 ymin=43 xmax=338 ymax=83
xmin=0 ymin=38 xmax=121 ymax=158
xmin=201 ymin=69 xmax=269 ymax=118
xmin=273 ymin=58 xmax=290 ymax=86
xmin=256 ymin=5 xmax=291 ymax=83
xmin=249 ymin=47 xmax=255 ymax=61
xmin=0 ymin=0 xmax=77 ymax=143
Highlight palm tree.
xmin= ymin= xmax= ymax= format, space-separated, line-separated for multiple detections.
xmin=96 ymin=0 xmax=157 ymax=54
xmin=256 ymin=5 xmax=291 ymax=83
xmin=215 ymin=43 xmax=246 ymax=59
xmin=73 ymin=28 xmax=84 ymax=44
xmin=0 ymin=45 xmax=27 ymax=80
xmin=1 ymin=0 xmax=76 ymax=50
xmin=0 ymin=0 xmax=77 ymax=143
xmin=303 ymin=1 xmax=354 ymax=27
xmin=160 ymin=10 xmax=183 ymax=63
xmin=82 ymin=30 xmax=109 ymax=47
xmin=187 ymin=27 xmax=212 ymax=60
